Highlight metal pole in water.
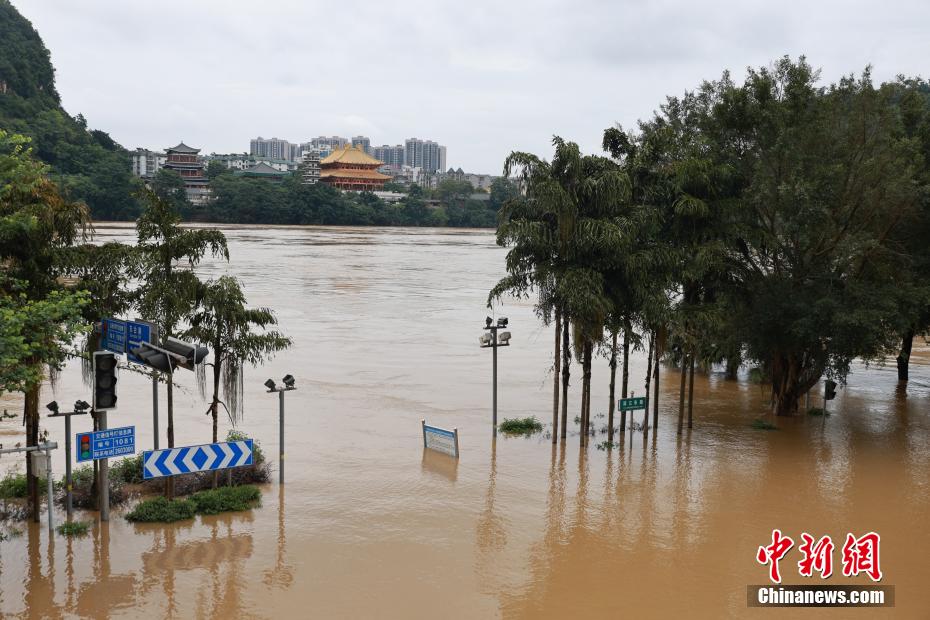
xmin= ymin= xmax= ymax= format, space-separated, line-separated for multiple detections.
xmin=99 ymin=411 xmax=109 ymax=522
xmin=279 ymin=389 xmax=285 ymax=484
xmin=45 ymin=445 xmax=54 ymax=535
xmin=492 ymin=327 xmax=498 ymax=437
xmin=64 ymin=415 xmax=72 ymax=518
xmin=152 ymin=376 xmax=159 ymax=451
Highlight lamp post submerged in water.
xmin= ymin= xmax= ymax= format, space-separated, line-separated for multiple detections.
xmin=479 ymin=317 xmax=511 ymax=437
xmin=266 ymin=375 xmax=296 ymax=484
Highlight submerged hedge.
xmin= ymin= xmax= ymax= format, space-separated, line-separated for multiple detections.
xmin=125 ymin=485 xmax=262 ymax=523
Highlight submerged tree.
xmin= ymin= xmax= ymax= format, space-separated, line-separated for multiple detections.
xmin=0 ymin=131 xmax=90 ymax=519
xmin=131 ymin=188 xmax=228 ymax=497
xmin=185 ymin=276 xmax=291 ymax=485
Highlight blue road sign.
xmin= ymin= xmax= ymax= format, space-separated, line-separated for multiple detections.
xmin=142 ymin=439 xmax=254 ymax=479
xmin=421 ymin=421 xmax=459 ymax=458
xmin=102 ymin=317 xmax=153 ymax=362
xmin=101 ymin=318 xmax=127 ymax=355
xmin=126 ymin=320 xmax=153 ymax=364
xmin=76 ymin=426 xmax=135 ymax=462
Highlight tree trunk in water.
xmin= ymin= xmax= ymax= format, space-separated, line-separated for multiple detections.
xmin=687 ymin=352 xmax=695 ymax=429
xmin=771 ymin=351 xmax=820 ymax=416
xmin=166 ymin=379 xmax=175 ymax=499
xmin=211 ymin=362 xmax=221 ymax=488
xmin=560 ymin=318 xmax=570 ymax=441
xmin=579 ymin=344 xmax=587 ymax=448
xmin=586 ymin=342 xmax=593 ymax=439
xmin=552 ymin=310 xmax=561 ymax=444
xmin=24 ymin=382 xmax=40 ymax=522
xmin=643 ymin=333 xmax=654 ymax=433
xmin=677 ymin=354 xmax=687 ymax=434
xmin=897 ymin=328 xmax=915 ymax=383
xmin=620 ymin=322 xmax=630 ymax=431
xmin=653 ymin=330 xmax=662 ymax=431
xmin=607 ymin=330 xmax=618 ymax=445
xmin=580 ymin=341 xmax=592 ymax=447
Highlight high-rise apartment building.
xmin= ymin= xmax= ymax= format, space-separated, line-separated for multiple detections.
xmin=311 ymin=136 xmax=349 ymax=156
xmin=351 ymin=136 xmax=372 ymax=155
xmin=130 ymin=148 xmax=166 ymax=178
xmin=404 ymin=137 xmax=446 ymax=173
xmin=250 ymin=137 xmax=293 ymax=161
xmin=298 ymin=150 xmax=321 ymax=185
xmin=373 ymin=144 xmax=405 ymax=168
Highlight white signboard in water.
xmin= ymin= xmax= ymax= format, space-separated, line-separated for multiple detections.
xmin=421 ymin=420 xmax=460 ymax=458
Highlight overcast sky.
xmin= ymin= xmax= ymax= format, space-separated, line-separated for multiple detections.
xmin=15 ymin=1 xmax=930 ymax=173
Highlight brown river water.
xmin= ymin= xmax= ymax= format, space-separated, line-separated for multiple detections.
xmin=1 ymin=224 xmax=929 ymax=619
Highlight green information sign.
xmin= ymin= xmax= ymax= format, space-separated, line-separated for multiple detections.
xmin=619 ymin=396 xmax=647 ymax=411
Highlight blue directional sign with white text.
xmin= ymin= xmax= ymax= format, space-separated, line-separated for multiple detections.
xmin=142 ymin=439 xmax=254 ymax=479
xmin=126 ymin=320 xmax=153 ymax=364
xmin=101 ymin=318 xmax=127 ymax=355
xmin=76 ymin=426 xmax=136 ymax=462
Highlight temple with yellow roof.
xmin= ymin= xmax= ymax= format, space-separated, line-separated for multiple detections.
xmin=319 ymin=144 xmax=391 ymax=191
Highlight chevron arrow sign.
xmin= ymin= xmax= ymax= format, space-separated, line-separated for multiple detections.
xmin=142 ymin=439 xmax=254 ymax=480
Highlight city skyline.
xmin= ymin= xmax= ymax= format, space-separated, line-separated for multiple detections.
xmin=14 ymin=1 xmax=930 ymax=173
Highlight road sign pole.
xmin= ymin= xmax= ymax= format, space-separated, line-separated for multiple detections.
xmin=64 ymin=414 xmax=72 ymax=517
xmin=152 ymin=376 xmax=159 ymax=451
xmin=98 ymin=410 xmax=109 ymax=522
xmin=45 ymin=445 xmax=54 ymax=535
xmin=492 ymin=328 xmax=498 ymax=438
xmin=279 ymin=389 xmax=285 ymax=485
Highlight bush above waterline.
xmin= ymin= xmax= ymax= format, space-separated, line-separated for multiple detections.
xmin=499 ymin=417 xmax=544 ymax=435
xmin=124 ymin=485 xmax=262 ymax=523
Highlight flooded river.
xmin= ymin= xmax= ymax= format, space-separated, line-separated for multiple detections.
xmin=1 ymin=224 xmax=928 ymax=618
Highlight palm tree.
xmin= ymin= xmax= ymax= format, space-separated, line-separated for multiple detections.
xmin=492 ymin=138 xmax=632 ymax=445
xmin=185 ymin=276 xmax=291 ymax=486
xmin=132 ymin=188 xmax=228 ymax=497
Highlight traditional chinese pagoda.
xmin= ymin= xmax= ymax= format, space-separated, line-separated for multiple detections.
xmin=163 ymin=142 xmax=210 ymax=204
xmin=319 ymin=144 xmax=390 ymax=191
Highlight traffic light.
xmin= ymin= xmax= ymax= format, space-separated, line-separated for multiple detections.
xmin=93 ymin=351 xmax=118 ymax=411
xmin=162 ymin=337 xmax=209 ymax=371
xmin=824 ymin=379 xmax=838 ymax=401
xmin=130 ymin=342 xmax=174 ymax=373
xmin=78 ymin=432 xmax=92 ymax=461
xmin=129 ymin=338 xmax=208 ymax=373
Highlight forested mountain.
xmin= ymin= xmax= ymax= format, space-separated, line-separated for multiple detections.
xmin=0 ymin=0 xmax=140 ymax=219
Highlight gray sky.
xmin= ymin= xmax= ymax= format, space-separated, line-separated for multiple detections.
xmin=15 ymin=0 xmax=930 ymax=174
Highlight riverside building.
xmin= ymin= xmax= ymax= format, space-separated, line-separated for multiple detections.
xmin=319 ymin=144 xmax=390 ymax=191
xmin=163 ymin=142 xmax=210 ymax=204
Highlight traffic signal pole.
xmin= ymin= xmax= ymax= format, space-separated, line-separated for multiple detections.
xmin=98 ymin=409 xmax=109 ymax=522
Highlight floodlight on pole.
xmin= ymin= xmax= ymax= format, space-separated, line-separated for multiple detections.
xmin=265 ymin=375 xmax=297 ymax=484
xmin=480 ymin=317 xmax=513 ymax=436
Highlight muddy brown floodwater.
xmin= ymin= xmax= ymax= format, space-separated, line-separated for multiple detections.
xmin=1 ymin=224 xmax=928 ymax=619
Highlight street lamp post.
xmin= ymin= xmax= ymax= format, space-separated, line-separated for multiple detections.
xmin=265 ymin=375 xmax=296 ymax=484
xmin=46 ymin=400 xmax=90 ymax=518
xmin=479 ymin=317 xmax=511 ymax=437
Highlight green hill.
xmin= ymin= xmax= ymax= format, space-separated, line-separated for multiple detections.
xmin=0 ymin=0 xmax=140 ymax=219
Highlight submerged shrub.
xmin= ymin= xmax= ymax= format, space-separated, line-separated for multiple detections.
xmin=56 ymin=520 xmax=91 ymax=537
xmin=499 ymin=417 xmax=544 ymax=435
xmin=110 ymin=455 xmax=145 ymax=485
xmin=189 ymin=485 xmax=261 ymax=515
xmin=125 ymin=497 xmax=197 ymax=523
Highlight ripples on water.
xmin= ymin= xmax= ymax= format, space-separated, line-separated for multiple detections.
xmin=0 ymin=224 xmax=927 ymax=619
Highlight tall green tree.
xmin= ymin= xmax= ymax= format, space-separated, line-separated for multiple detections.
xmin=131 ymin=188 xmax=228 ymax=497
xmin=185 ymin=276 xmax=291 ymax=485
xmin=0 ymin=130 xmax=90 ymax=519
